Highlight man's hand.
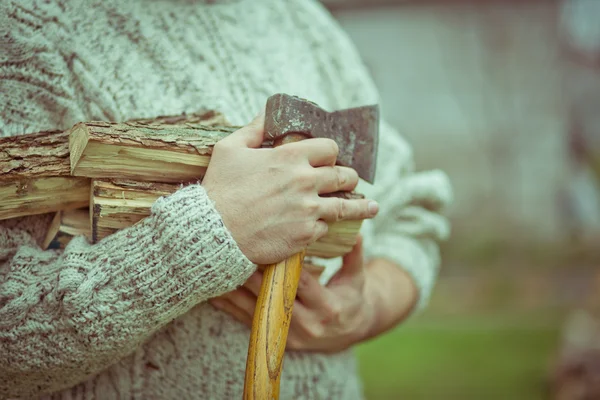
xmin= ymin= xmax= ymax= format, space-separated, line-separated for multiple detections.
xmin=202 ymin=112 xmax=379 ymax=265
xmin=210 ymin=235 xmax=374 ymax=352
xmin=209 ymin=236 xmax=419 ymax=353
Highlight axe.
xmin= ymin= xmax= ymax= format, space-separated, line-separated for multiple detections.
xmin=243 ymin=94 xmax=379 ymax=399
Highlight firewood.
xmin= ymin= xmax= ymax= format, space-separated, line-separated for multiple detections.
xmin=1 ymin=110 xmax=227 ymax=184
xmin=69 ymin=121 xmax=238 ymax=183
xmin=42 ymin=208 xmax=91 ymax=250
xmin=0 ymin=110 xmax=228 ymax=220
xmin=90 ymin=179 xmax=363 ymax=258
xmin=0 ymin=130 xmax=71 ymax=182
xmin=0 ymin=176 xmax=90 ymax=221
xmin=90 ymin=179 xmax=179 ymax=243
xmin=0 ymin=129 xmax=86 ymax=220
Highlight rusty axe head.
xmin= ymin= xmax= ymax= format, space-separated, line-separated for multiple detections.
xmin=263 ymin=93 xmax=379 ymax=183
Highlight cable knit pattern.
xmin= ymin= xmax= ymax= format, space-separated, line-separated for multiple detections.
xmin=0 ymin=0 xmax=452 ymax=398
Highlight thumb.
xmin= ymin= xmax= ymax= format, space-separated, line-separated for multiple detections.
xmin=331 ymin=235 xmax=365 ymax=283
xmin=227 ymin=109 xmax=266 ymax=148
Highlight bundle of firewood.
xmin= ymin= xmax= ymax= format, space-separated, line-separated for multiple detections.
xmin=0 ymin=111 xmax=363 ymax=259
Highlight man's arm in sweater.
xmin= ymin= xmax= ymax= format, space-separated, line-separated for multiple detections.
xmin=0 ymin=185 xmax=255 ymax=398
xmin=0 ymin=12 xmax=259 ymax=396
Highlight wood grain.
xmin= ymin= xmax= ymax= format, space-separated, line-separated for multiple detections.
xmin=69 ymin=121 xmax=238 ymax=183
xmin=90 ymin=179 xmax=179 ymax=242
xmin=0 ymin=177 xmax=90 ymax=220
xmin=244 ymin=133 xmax=308 ymax=399
xmin=243 ymin=250 xmax=306 ymax=400
xmin=42 ymin=208 xmax=91 ymax=250
xmin=0 ymin=110 xmax=229 ymax=220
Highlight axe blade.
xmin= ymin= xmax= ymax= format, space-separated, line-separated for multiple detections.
xmin=264 ymin=94 xmax=379 ymax=184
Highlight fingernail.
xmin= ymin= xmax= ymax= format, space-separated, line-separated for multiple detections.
xmin=368 ymin=201 xmax=379 ymax=216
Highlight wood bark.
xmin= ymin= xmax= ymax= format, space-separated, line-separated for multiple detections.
xmin=0 ymin=130 xmax=70 ymax=182
xmin=0 ymin=110 xmax=227 ymax=183
xmin=0 ymin=110 xmax=228 ymax=220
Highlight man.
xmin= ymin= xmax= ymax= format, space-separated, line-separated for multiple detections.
xmin=0 ymin=0 xmax=452 ymax=398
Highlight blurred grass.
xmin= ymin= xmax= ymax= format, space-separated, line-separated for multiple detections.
xmin=356 ymin=316 xmax=561 ymax=399
xmin=352 ymin=237 xmax=599 ymax=399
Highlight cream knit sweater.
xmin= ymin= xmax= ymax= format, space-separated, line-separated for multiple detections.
xmin=0 ymin=0 xmax=452 ymax=398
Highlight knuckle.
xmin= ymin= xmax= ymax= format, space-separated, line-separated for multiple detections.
xmin=294 ymin=221 xmax=317 ymax=244
xmin=325 ymin=303 xmax=342 ymax=324
xmin=277 ymin=144 xmax=300 ymax=160
xmin=302 ymin=200 xmax=320 ymax=216
xmin=295 ymin=169 xmax=317 ymax=190
xmin=336 ymin=198 xmax=347 ymax=221
xmin=297 ymin=220 xmax=326 ymax=244
xmin=335 ymin=168 xmax=348 ymax=188
xmin=348 ymin=168 xmax=359 ymax=186
xmin=303 ymin=322 xmax=324 ymax=340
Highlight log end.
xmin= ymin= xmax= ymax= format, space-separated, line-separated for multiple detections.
xmin=69 ymin=123 xmax=90 ymax=175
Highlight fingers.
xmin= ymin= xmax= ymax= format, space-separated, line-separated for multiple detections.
xmin=243 ymin=271 xmax=263 ymax=297
xmin=311 ymin=219 xmax=330 ymax=242
xmin=342 ymin=234 xmax=364 ymax=272
xmin=295 ymin=269 xmax=330 ymax=310
xmin=329 ymin=235 xmax=364 ymax=284
xmin=210 ymin=297 xmax=253 ymax=327
xmin=213 ymin=288 xmax=256 ymax=323
xmin=279 ymin=138 xmax=339 ymax=167
xmin=314 ymin=166 xmax=359 ymax=194
xmin=318 ymin=197 xmax=379 ymax=222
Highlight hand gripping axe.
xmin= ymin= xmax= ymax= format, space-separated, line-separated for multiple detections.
xmin=243 ymin=93 xmax=379 ymax=399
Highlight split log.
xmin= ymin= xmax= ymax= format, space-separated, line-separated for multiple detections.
xmin=0 ymin=130 xmax=89 ymax=220
xmin=90 ymin=179 xmax=363 ymax=258
xmin=0 ymin=110 xmax=227 ymax=183
xmin=0 ymin=130 xmax=71 ymax=181
xmin=0 ymin=110 xmax=228 ymax=220
xmin=0 ymin=176 xmax=90 ymax=220
xmin=90 ymin=179 xmax=179 ymax=243
xmin=69 ymin=122 xmax=239 ymax=183
xmin=42 ymin=208 xmax=91 ymax=250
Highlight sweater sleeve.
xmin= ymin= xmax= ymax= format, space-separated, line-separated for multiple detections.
xmin=302 ymin=0 xmax=453 ymax=312
xmin=0 ymin=185 xmax=256 ymax=397
xmin=0 ymin=8 xmax=255 ymax=398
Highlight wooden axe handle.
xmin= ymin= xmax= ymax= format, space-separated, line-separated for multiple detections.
xmin=243 ymin=133 xmax=307 ymax=399
xmin=243 ymin=250 xmax=305 ymax=399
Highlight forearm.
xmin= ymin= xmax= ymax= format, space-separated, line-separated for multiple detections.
xmin=0 ymin=184 xmax=254 ymax=398
xmin=361 ymin=258 xmax=419 ymax=341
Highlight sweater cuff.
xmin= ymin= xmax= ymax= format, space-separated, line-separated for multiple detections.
xmin=367 ymin=234 xmax=440 ymax=315
xmin=146 ymin=183 xmax=256 ymax=303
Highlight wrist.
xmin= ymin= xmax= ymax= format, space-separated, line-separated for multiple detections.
xmin=357 ymin=258 xmax=419 ymax=342
xmin=355 ymin=267 xmax=382 ymax=343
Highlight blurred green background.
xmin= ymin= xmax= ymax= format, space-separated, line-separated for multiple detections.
xmin=321 ymin=0 xmax=600 ymax=398
xmin=355 ymin=240 xmax=600 ymax=399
